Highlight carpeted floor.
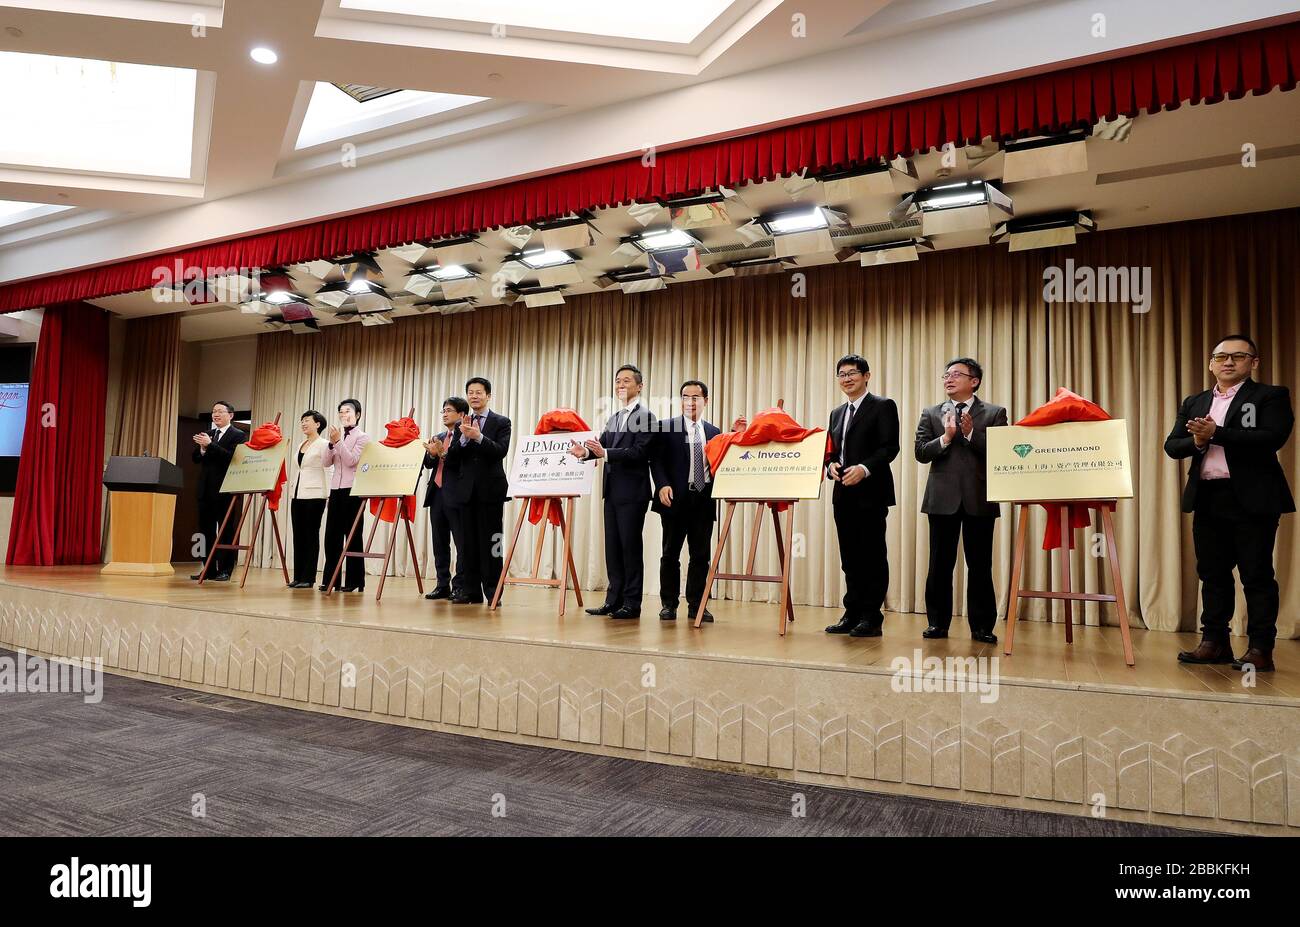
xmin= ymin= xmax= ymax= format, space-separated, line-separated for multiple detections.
xmin=0 ymin=651 xmax=1202 ymax=837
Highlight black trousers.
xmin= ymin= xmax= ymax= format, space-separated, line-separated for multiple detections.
xmin=833 ymin=503 xmax=888 ymax=625
xmin=427 ymin=490 xmax=459 ymax=592
xmin=290 ymin=497 xmax=326 ymax=584
xmin=451 ymin=497 xmax=505 ymax=602
xmin=659 ymin=490 xmax=714 ymax=609
xmin=198 ymin=492 xmax=241 ymax=574
xmin=924 ymin=511 xmax=997 ymax=633
xmin=604 ymin=498 xmax=649 ymax=610
xmin=323 ymin=488 xmax=366 ymax=589
xmin=1192 ymin=480 xmax=1281 ymax=651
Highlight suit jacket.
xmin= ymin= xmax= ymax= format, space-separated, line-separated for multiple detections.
xmin=650 ymin=415 xmax=721 ymax=519
xmin=598 ymin=402 xmax=657 ymax=504
xmin=914 ymin=396 xmax=1008 ymax=517
xmin=292 ymin=436 xmax=331 ymax=501
xmin=826 ymin=394 xmax=900 ymax=509
xmin=191 ymin=424 xmax=247 ymax=500
xmin=322 ymin=427 xmax=370 ymax=491
xmin=1163 ymin=378 xmax=1295 ymax=515
xmin=443 ymin=409 xmax=511 ymax=506
xmin=421 ymin=430 xmax=453 ymax=508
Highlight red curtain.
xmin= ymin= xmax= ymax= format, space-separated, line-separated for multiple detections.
xmin=1 ymin=20 xmax=1297 ymax=314
xmin=5 ymin=302 xmax=109 ymax=566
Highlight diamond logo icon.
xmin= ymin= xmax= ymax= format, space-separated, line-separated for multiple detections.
xmin=1012 ymin=444 xmax=1033 ymax=458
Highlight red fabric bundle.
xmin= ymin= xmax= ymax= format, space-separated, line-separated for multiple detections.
xmin=368 ymin=417 xmax=421 ymax=523
xmin=704 ymin=407 xmax=829 ymax=511
xmin=1014 ymin=388 xmax=1116 ymax=550
xmin=246 ymin=422 xmax=288 ymax=512
xmin=529 ymin=408 xmax=591 ymax=526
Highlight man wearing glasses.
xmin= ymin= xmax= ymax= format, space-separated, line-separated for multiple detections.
xmin=1165 ymin=335 xmax=1294 ymax=672
xmin=825 ymin=354 xmax=900 ymax=637
xmin=914 ymin=358 xmax=1008 ymax=644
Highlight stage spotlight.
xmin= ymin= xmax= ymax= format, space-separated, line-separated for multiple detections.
xmin=630 ymin=228 xmax=697 ymax=252
xmin=893 ymin=180 xmax=1013 ymax=236
xmin=517 ymin=248 xmax=575 ymax=269
xmin=1002 ymin=132 xmax=1088 ymax=183
xmin=818 ymin=158 xmax=917 ymax=201
xmin=838 ymin=237 xmax=935 ymax=266
xmin=991 ymin=211 xmax=1096 ymax=251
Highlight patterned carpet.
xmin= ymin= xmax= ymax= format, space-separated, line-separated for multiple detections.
xmin=0 ymin=651 xmax=1201 ymax=837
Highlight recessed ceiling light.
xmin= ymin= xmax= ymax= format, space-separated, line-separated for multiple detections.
xmin=518 ymin=249 xmax=574 ymax=269
xmin=250 ymin=47 xmax=278 ymax=65
xmin=763 ymin=208 xmax=828 ymax=235
xmin=429 ymin=264 xmax=474 ymax=281
xmin=633 ymin=229 xmax=697 ymax=252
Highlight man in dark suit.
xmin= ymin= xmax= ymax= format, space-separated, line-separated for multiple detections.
xmin=421 ymin=396 xmax=468 ymax=601
xmin=571 ymin=364 xmax=657 ymax=619
xmin=1164 ymin=334 xmax=1294 ymax=673
xmin=651 ymin=380 xmax=721 ymax=622
xmin=915 ymin=357 xmax=1008 ymax=644
xmin=189 ymin=400 xmax=247 ymax=581
xmin=443 ymin=377 xmax=511 ymax=605
xmin=825 ymin=354 xmax=900 ymax=637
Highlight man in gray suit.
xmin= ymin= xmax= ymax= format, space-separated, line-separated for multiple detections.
xmin=914 ymin=357 xmax=1008 ymax=643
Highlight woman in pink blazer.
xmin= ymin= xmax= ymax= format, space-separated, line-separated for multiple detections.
xmin=320 ymin=398 xmax=372 ymax=591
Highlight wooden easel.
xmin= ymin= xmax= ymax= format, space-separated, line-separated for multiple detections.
xmin=491 ymin=496 xmax=583 ymax=617
xmin=695 ymin=499 xmax=797 ymax=635
xmin=1003 ymin=498 xmax=1134 ymax=666
xmin=197 ymin=412 xmax=289 ymax=589
xmin=323 ymin=406 xmax=424 ymax=602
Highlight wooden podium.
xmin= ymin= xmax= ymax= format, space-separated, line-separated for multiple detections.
xmin=101 ymin=455 xmax=184 ymax=576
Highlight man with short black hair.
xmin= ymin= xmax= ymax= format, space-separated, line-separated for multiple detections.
xmin=825 ymin=354 xmax=900 ymax=637
xmin=572 ymin=364 xmax=657 ymax=619
xmin=444 ymin=377 xmax=511 ymax=605
xmin=651 ymin=380 xmax=721 ymax=622
xmin=422 ymin=396 xmax=469 ymax=600
xmin=915 ymin=357 xmax=1007 ymax=644
xmin=190 ymin=400 xmax=247 ymax=581
xmin=1165 ymin=334 xmax=1294 ymax=672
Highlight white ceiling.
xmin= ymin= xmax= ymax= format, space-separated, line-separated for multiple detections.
xmin=0 ymin=0 xmax=1298 ymax=301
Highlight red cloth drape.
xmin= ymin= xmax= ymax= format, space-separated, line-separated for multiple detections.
xmin=1015 ymin=388 xmax=1116 ymax=550
xmin=245 ymin=422 xmax=287 ymax=511
xmin=368 ymin=417 xmax=420 ymax=523
xmin=5 ymin=302 xmax=108 ymax=565
xmin=704 ymin=407 xmax=829 ymax=511
xmin=528 ymin=408 xmax=590 ymax=526
xmin=2 ymin=22 xmax=1297 ymax=314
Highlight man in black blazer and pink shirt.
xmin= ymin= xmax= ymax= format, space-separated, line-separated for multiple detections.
xmin=825 ymin=354 xmax=900 ymax=637
xmin=444 ymin=377 xmax=511 ymax=605
xmin=571 ymin=364 xmax=657 ymax=619
xmin=1165 ymin=334 xmax=1294 ymax=673
xmin=190 ymin=400 xmax=247 ymax=581
xmin=651 ymin=380 xmax=722 ymax=622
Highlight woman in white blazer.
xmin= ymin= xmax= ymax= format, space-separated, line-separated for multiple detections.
xmin=289 ymin=410 xmax=332 ymax=588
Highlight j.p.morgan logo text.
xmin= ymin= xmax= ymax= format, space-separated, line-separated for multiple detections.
xmin=50 ymin=858 xmax=151 ymax=907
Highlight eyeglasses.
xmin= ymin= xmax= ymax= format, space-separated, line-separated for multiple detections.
xmin=836 ymin=370 xmax=863 ymax=379
xmin=1210 ymin=352 xmax=1255 ymax=363
xmin=941 ymin=371 xmax=974 ymax=381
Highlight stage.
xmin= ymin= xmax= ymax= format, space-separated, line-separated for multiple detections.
xmin=2 ymin=564 xmax=1297 ymax=835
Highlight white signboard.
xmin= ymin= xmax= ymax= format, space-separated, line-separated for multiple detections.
xmin=508 ymin=430 xmax=598 ymax=497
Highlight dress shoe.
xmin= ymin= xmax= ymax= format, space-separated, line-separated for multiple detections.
xmin=659 ymin=607 xmax=677 ymax=621
xmin=452 ymin=595 xmax=483 ymax=605
xmin=849 ymin=619 xmax=882 ymax=638
xmin=611 ymin=606 xmax=640 ymax=619
xmin=1177 ymin=639 xmax=1235 ymax=665
xmin=289 ymin=580 xmax=314 ymax=589
xmin=317 ymin=584 xmax=330 ymax=592
xmin=689 ymin=605 xmax=715 ymax=623
xmin=338 ymin=584 xmax=364 ymax=593
xmin=1231 ymin=648 xmax=1275 ymax=672
xmin=971 ymin=630 xmax=998 ymax=644
xmin=922 ymin=626 xmax=948 ymax=639
xmin=825 ymin=614 xmax=858 ymax=634
xmin=425 ymin=587 xmax=452 ymax=600
xmin=190 ymin=571 xmax=204 ymax=581
xmin=208 ymin=572 xmax=231 ymax=583
xmin=586 ymin=604 xmax=615 ymax=616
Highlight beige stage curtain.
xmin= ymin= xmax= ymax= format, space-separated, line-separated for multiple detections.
xmin=244 ymin=209 xmax=1299 ymax=639
xmin=112 ymin=314 xmax=181 ymax=461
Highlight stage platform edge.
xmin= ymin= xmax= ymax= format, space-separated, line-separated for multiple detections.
xmin=2 ymin=566 xmax=1297 ymax=835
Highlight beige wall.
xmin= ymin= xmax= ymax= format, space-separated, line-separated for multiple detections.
xmin=193 ymin=337 xmax=255 ymax=417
